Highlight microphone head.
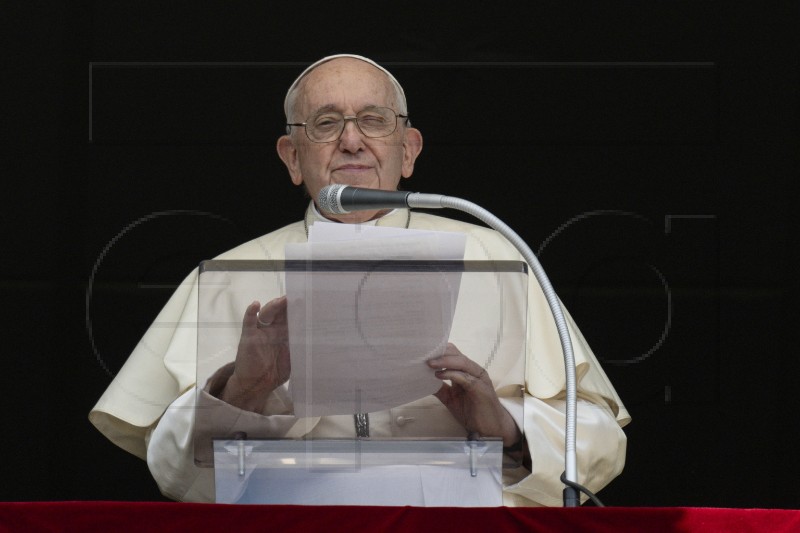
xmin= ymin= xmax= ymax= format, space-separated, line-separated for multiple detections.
xmin=318 ymin=184 xmax=349 ymax=214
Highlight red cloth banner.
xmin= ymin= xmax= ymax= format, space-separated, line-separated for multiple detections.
xmin=2 ymin=502 xmax=799 ymax=533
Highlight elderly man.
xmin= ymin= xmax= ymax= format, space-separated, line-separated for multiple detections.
xmin=90 ymin=54 xmax=629 ymax=506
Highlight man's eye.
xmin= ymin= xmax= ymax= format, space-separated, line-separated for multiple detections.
xmin=359 ymin=115 xmax=386 ymax=125
xmin=314 ymin=116 xmax=341 ymax=129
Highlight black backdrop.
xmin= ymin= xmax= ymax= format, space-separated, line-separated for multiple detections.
xmin=3 ymin=1 xmax=797 ymax=508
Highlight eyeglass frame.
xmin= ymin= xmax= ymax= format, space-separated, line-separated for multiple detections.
xmin=285 ymin=107 xmax=411 ymax=143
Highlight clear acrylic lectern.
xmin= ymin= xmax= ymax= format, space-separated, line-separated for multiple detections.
xmin=195 ymin=259 xmax=528 ymax=506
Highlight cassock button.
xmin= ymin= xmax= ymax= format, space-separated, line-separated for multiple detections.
xmin=395 ymin=416 xmax=415 ymax=427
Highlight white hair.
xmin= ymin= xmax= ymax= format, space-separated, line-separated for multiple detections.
xmin=283 ymin=54 xmax=408 ymax=123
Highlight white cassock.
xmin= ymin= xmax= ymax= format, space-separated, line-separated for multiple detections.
xmin=89 ymin=203 xmax=630 ymax=506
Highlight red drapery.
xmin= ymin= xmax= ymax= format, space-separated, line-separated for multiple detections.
xmin=2 ymin=502 xmax=799 ymax=533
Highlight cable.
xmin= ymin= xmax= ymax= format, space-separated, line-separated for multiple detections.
xmin=561 ymin=472 xmax=606 ymax=507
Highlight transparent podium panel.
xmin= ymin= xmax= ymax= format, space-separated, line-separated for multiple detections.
xmin=195 ymin=259 xmax=528 ymax=504
xmin=213 ymin=438 xmax=503 ymax=506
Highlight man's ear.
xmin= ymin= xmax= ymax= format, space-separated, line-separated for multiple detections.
xmin=401 ymin=127 xmax=423 ymax=179
xmin=277 ymin=135 xmax=303 ymax=186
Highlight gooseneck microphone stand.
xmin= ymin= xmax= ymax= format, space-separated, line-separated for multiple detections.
xmin=319 ymin=185 xmax=585 ymax=507
xmin=406 ymin=193 xmax=581 ymax=507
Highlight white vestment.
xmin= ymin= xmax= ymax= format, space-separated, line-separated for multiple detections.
xmin=89 ymin=204 xmax=630 ymax=506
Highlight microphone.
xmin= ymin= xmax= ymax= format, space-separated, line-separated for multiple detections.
xmin=318 ymin=184 xmax=446 ymax=214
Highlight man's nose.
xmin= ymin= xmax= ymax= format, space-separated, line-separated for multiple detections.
xmin=338 ymin=118 xmax=365 ymax=152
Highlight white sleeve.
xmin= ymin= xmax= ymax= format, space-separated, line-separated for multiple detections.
xmin=502 ymin=394 xmax=627 ymax=506
xmin=146 ymin=382 xmax=308 ymax=502
xmin=145 ymin=387 xmax=214 ymax=502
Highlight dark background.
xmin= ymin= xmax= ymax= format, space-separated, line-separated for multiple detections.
xmin=2 ymin=1 xmax=797 ymax=507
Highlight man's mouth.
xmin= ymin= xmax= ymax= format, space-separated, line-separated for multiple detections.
xmin=334 ymin=164 xmax=371 ymax=172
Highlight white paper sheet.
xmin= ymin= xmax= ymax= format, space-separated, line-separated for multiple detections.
xmin=285 ymin=222 xmax=466 ymax=417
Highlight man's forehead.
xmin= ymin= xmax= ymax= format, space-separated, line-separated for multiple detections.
xmin=284 ymin=54 xmax=407 ymax=118
xmin=303 ymin=59 xmax=388 ymax=87
xmin=295 ymin=64 xmax=397 ymax=113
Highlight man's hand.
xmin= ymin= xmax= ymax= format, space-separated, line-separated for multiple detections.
xmin=219 ymin=297 xmax=290 ymax=412
xmin=428 ymin=343 xmax=521 ymax=448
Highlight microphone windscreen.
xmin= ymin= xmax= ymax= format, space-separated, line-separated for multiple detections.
xmin=318 ymin=184 xmax=347 ymax=214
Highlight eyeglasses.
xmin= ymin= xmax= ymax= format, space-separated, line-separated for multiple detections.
xmin=286 ymin=107 xmax=410 ymax=143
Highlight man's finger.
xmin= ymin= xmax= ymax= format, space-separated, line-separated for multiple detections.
xmin=435 ymin=368 xmax=484 ymax=390
xmin=257 ymin=296 xmax=288 ymax=326
xmin=428 ymin=354 xmax=485 ymax=380
xmin=242 ymin=300 xmax=261 ymax=331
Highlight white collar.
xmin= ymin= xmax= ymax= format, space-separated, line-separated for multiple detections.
xmin=308 ymin=201 xmax=400 ymax=225
xmin=304 ymin=202 xmax=411 ymax=236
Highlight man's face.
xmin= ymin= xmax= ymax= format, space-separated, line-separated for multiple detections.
xmin=277 ymin=58 xmax=423 ymax=223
